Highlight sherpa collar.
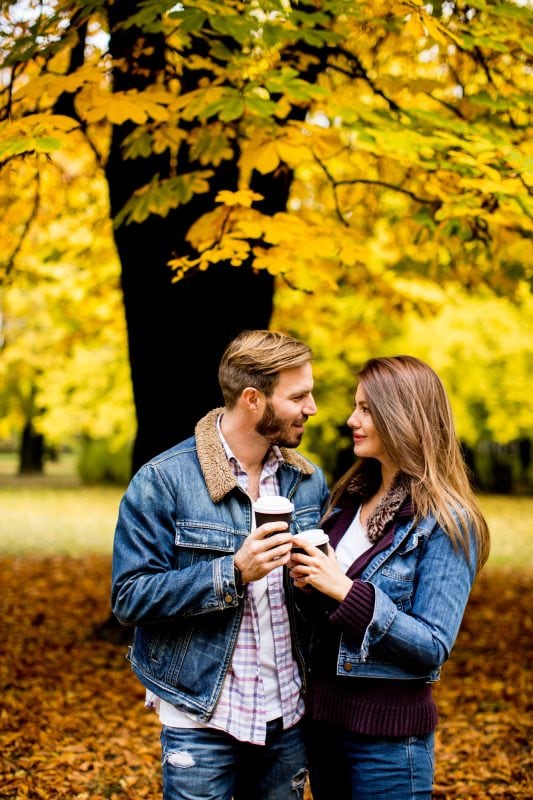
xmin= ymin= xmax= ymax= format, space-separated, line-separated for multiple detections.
xmin=346 ymin=469 xmax=411 ymax=543
xmin=195 ymin=408 xmax=316 ymax=503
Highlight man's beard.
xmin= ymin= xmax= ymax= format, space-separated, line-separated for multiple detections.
xmin=255 ymin=400 xmax=305 ymax=448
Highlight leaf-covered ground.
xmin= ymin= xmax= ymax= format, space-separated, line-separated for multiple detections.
xmin=1 ymin=555 xmax=531 ymax=799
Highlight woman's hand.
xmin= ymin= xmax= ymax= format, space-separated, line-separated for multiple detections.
xmin=288 ymin=542 xmax=353 ymax=602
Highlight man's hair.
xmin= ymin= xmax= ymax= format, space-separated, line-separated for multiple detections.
xmin=218 ymin=330 xmax=312 ymax=409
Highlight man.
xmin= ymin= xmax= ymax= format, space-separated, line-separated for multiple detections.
xmin=111 ymin=329 xmax=329 ymax=800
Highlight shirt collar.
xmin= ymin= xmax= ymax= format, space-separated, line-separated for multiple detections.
xmin=217 ymin=413 xmax=284 ymax=472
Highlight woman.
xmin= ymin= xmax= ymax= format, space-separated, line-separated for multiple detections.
xmin=289 ymin=355 xmax=490 ymax=800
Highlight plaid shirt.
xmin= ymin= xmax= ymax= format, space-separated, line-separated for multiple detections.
xmin=207 ymin=420 xmax=304 ymax=743
xmin=148 ymin=418 xmax=304 ymax=744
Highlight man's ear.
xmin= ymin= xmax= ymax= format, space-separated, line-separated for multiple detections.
xmin=241 ymin=386 xmax=264 ymax=412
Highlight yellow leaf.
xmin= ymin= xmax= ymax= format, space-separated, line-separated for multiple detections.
xmin=233 ymin=210 xmax=265 ymax=240
xmin=215 ymin=189 xmax=263 ymax=207
xmin=186 ymin=207 xmax=229 ymax=250
xmin=152 ymin=126 xmax=187 ymax=156
xmin=421 ymin=14 xmax=449 ymax=46
xmin=77 ymin=87 xmax=171 ymax=125
xmin=13 ymin=65 xmax=103 ymax=101
xmin=255 ymin=142 xmax=280 ymax=175
xmin=239 ymin=137 xmax=280 ymax=184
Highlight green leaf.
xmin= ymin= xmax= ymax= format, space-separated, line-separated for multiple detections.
xmin=120 ymin=0 xmax=177 ymax=31
xmin=468 ymin=92 xmax=514 ymax=111
xmin=209 ymin=14 xmax=254 ymax=44
xmin=218 ymin=95 xmax=244 ymax=122
xmin=172 ymin=8 xmax=208 ymax=32
xmin=209 ymin=40 xmax=234 ymax=62
xmin=34 ymin=136 xmax=62 ymax=152
xmin=114 ymin=171 xmax=213 ymax=227
xmin=243 ymin=95 xmax=277 ymax=118
xmin=265 ymin=70 xmax=327 ymax=101
xmin=122 ymin=130 xmax=153 ymax=160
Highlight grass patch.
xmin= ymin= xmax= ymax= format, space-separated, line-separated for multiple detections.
xmin=0 ymin=484 xmax=124 ymax=554
xmin=0 ymin=452 xmax=123 ymax=554
xmin=477 ymin=495 xmax=533 ymax=567
xmin=0 ymin=466 xmax=530 ymax=567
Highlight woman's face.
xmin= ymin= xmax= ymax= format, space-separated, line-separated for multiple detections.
xmin=347 ymin=384 xmax=389 ymax=464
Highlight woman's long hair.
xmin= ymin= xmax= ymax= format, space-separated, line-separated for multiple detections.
xmin=329 ymin=356 xmax=490 ymax=571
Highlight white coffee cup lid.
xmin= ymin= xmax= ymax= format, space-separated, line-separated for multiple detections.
xmin=293 ymin=529 xmax=328 ymax=546
xmin=253 ymin=496 xmax=294 ymax=513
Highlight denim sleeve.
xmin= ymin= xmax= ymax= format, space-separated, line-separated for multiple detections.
xmin=319 ymin=469 xmax=330 ymax=517
xmin=360 ymin=522 xmax=478 ymax=672
xmin=111 ymin=466 xmax=239 ymax=626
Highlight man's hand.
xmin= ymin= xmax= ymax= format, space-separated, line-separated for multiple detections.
xmin=234 ymin=522 xmax=293 ymax=583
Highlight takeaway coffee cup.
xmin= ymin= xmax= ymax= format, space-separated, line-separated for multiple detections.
xmin=292 ymin=528 xmax=329 ymax=555
xmin=253 ymin=496 xmax=294 ymax=530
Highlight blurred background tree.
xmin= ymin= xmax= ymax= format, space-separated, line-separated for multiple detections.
xmin=0 ymin=0 xmax=531 ymax=490
xmin=0 ymin=130 xmax=135 ymax=478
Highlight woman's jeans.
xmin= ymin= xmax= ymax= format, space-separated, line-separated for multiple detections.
xmin=160 ymin=718 xmax=307 ymax=800
xmin=305 ymin=720 xmax=435 ymax=800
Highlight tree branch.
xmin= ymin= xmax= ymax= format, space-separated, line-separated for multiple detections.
xmin=331 ymin=48 xmax=402 ymax=113
xmin=335 ymin=177 xmax=440 ymax=208
xmin=427 ymin=93 xmax=467 ymax=120
xmin=1 ymin=162 xmax=41 ymax=284
xmin=311 ymin=152 xmax=351 ymax=227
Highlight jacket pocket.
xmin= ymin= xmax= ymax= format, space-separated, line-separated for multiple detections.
xmin=175 ymin=522 xmax=235 ymax=551
xmin=174 ymin=522 xmax=235 ymax=569
xmin=381 ymin=533 xmax=424 ymax=582
xmin=377 ymin=538 xmax=423 ymax=611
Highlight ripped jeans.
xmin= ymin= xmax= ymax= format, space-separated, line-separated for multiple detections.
xmin=160 ymin=718 xmax=307 ymax=800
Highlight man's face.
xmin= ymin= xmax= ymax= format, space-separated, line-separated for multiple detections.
xmin=255 ymin=362 xmax=317 ymax=448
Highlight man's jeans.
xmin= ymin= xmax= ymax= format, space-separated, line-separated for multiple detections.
xmin=160 ymin=719 xmax=307 ymax=800
xmin=306 ymin=720 xmax=435 ymax=800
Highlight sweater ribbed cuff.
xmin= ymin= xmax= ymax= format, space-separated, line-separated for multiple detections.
xmin=329 ymin=579 xmax=375 ymax=639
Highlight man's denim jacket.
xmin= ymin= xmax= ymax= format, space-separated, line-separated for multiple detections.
xmin=111 ymin=408 xmax=330 ymax=722
xmin=323 ymin=505 xmax=478 ymax=684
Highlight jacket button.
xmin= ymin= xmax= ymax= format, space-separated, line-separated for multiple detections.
xmin=225 ymin=593 xmax=233 ymax=604
xmin=343 ymin=662 xmax=352 ymax=672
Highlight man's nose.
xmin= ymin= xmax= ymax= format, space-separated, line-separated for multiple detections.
xmin=304 ymin=394 xmax=317 ymax=416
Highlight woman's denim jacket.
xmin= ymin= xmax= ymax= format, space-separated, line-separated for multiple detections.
xmin=111 ymin=408 xmax=329 ymax=722
xmin=322 ymin=504 xmax=478 ymax=684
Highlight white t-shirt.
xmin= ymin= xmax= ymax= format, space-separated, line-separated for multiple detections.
xmin=335 ymin=505 xmax=372 ymax=573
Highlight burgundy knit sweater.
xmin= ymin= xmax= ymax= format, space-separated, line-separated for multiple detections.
xmin=305 ymin=503 xmax=438 ymax=737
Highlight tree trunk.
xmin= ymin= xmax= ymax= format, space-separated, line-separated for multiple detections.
xmin=105 ymin=2 xmax=283 ymax=475
xmin=112 ymin=219 xmax=275 ymax=474
xmin=19 ymin=421 xmax=44 ymax=475
xmin=95 ymin=3 xmax=295 ymax=642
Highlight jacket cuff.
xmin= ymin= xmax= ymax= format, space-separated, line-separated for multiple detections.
xmin=233 ymin=563 xmax=246 ymax=599
xmin=329 ymin=579 xmax=375 ymax=638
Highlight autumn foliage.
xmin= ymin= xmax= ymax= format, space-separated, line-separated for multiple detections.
xmin=1 ymin=2 xmax=532 ymax=476
xmin=1 ymin=554 xmax=530 ymax=799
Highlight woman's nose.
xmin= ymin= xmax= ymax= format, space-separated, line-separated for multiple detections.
xmin=347 ymin=411 xmax=360 ymax=429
